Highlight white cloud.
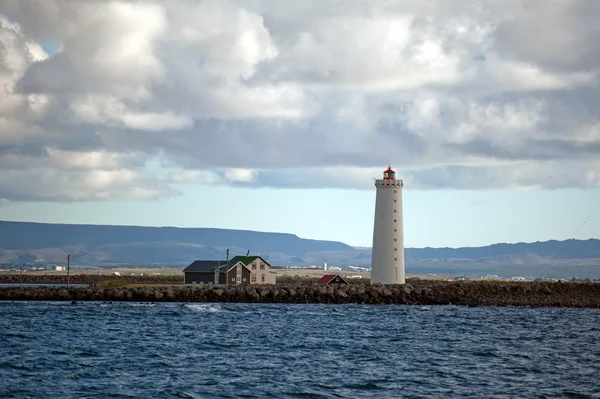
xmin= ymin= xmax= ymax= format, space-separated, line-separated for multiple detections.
xmin=0 ymin=0 xmax=599 ymax=201
xmin=224 ymin=168 xmax=258 ymax=183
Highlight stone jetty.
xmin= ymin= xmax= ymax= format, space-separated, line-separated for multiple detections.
xmin=1 ymin=280 xmax=599 ymax=308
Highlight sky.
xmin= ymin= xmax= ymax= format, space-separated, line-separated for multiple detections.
xmin=0 ymin=0 xmax=598 ymax=248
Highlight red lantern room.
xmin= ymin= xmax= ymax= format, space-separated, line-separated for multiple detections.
xmin=383 ymin=166 xmax=396 ymax=180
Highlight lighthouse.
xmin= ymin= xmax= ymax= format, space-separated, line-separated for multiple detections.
xmin=370 ymin=166 xmax=405 ymax=284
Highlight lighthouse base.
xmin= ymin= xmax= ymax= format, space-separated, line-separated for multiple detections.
xmin=370 ymin=264 xmax=405 ymax=285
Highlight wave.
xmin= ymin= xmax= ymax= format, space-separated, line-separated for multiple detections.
xmin=184 ymin=303 xmax=222 ymax=313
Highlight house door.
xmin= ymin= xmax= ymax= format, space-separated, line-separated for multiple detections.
xmin=236 ymin=265 xmax=242 ymax=285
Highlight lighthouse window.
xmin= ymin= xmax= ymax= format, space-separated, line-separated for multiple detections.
xmin=394 ymin=190 xmax=397 ymax=193
xmin=394 ymin=200 xmax=397 ymax=203
xmin=394 ymin=210 xmax=397 ymax=213
xmin=394 ymin=219 xmax=397 ymax=222
xmin=394 ymin=229 xmax=397 ymax=232
xmin=394 ymin=238 xmax=397 ymax=242
xmin=394 ymin=258 xmax=397 ymax=261
xmin=394 ymin=248 xmax=397 ymax=251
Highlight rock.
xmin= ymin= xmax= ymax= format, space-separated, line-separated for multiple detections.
xmin=58 ymin=289 xmax=70 ymax=300
xmin=540 ymin=285 xmax=552 ymax=294
xmin=165 ymin=288 xmax=176 ymax=300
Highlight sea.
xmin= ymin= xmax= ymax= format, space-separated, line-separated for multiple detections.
xmin=1 ymin=302 xmax=599 ymax=399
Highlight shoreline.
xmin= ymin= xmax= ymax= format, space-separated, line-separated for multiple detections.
xmin=1 ymin=281 xmax=599 ymax=308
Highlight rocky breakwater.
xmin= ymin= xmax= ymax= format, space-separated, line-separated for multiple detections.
xmin=1 ymin=281 xmax=599 ymax=307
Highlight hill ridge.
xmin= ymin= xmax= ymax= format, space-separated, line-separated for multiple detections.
xmin=0 ymin=220 xmax=598 ymax=278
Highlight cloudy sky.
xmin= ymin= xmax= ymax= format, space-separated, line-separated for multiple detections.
xmin=0 ymin=0 xmax=598 ymax=248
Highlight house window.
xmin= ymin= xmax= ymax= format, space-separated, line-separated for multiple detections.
xmin=261 ymin=274 xmax=265 ymax=282
xmin=260 ymin=263 xmax=265 ymax=270
xmin=251 ymin=274 xmax=256 ymax=283
xmin=236 ymin=276 xmax=241 ymax=283
xmin=252 ymin=264 xmax=256 ymax=270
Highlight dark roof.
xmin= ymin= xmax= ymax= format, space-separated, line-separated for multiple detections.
xmin=314 ymin=274 xmax=348 ymax=285
xmin=230 ymin=255 xmax=269 ymax=266
xmin=183 ymin=260 xmax=226 ymax=272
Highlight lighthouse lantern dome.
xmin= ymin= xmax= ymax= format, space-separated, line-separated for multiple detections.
xmin=383 ymin=166 xmax=396 ymax=180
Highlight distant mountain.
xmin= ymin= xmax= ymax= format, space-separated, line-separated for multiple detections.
xmin=0 ymin=220 xmax=351 ymax=264
xmin=407 ymin=240 xmax=600 ymax=261
xmin=0 ymin=220 xmax=599 ymax=278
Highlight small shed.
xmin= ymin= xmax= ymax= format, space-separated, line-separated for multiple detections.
xmin=314 ymin=274 xmax=348 ymax=285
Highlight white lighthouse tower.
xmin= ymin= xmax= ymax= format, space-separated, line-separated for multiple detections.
xmin=370 ymin=166 xmax=405 ymax=284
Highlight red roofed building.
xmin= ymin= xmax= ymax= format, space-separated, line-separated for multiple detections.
xmin=314 ymin=274 xmax=349 ymax=285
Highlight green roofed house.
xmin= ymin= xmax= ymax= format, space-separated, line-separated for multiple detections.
xmin=229 ymin=255 xmax=277 ymax=285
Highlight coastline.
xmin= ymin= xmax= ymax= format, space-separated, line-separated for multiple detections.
xmin=1 ymin=280 xmax=599 ymax=308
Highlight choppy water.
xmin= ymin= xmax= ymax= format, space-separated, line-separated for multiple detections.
xmin=1 ymin=302 xmax=599 ymax=399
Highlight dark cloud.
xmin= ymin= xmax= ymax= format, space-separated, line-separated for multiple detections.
xmin=494 ymin=0 xmax=600 ymax=73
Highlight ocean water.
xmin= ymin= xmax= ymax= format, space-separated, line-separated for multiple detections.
xmin=1 ymin=302 xmax=599 ymax=399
